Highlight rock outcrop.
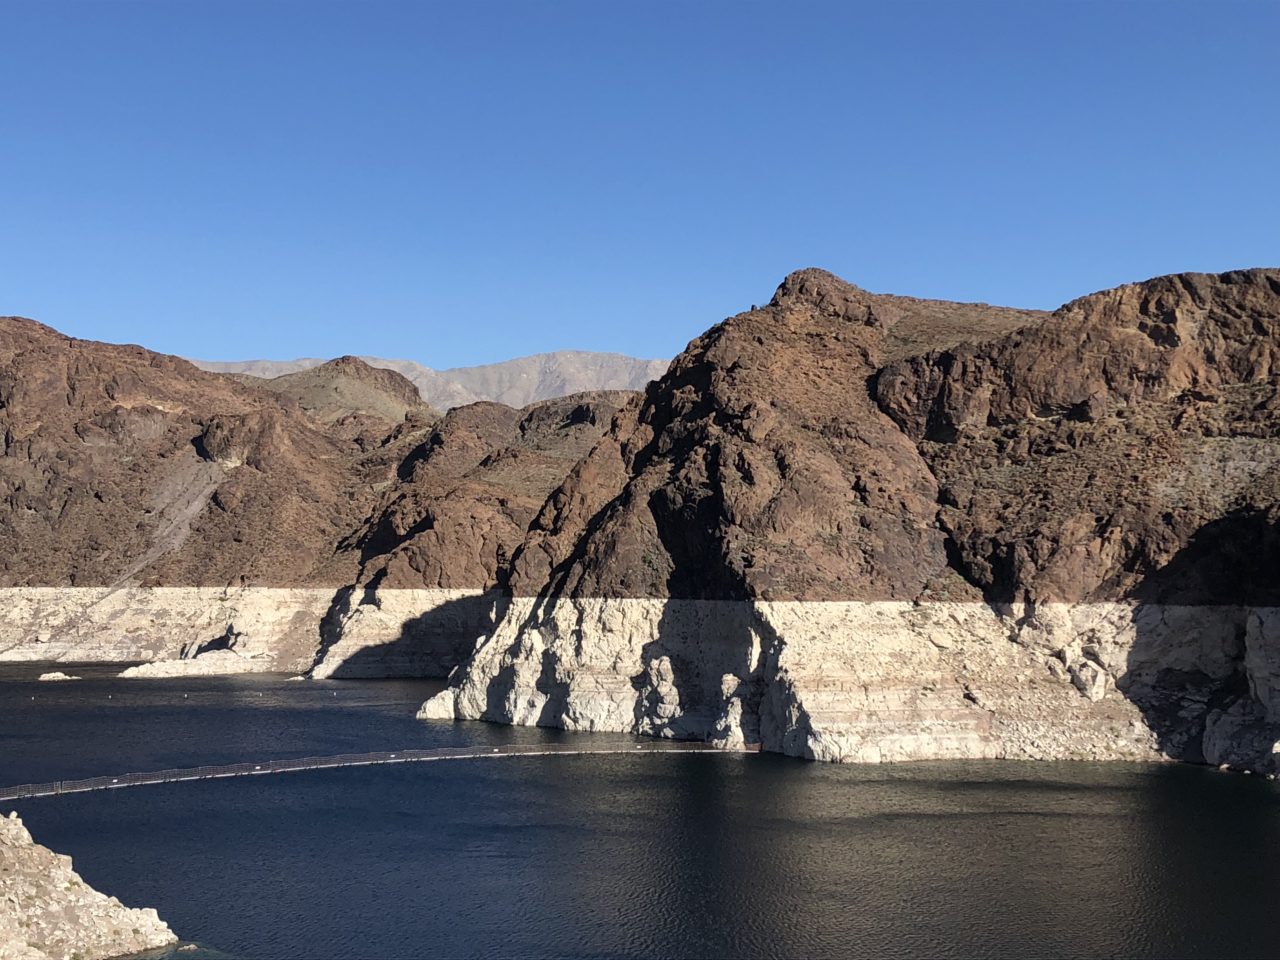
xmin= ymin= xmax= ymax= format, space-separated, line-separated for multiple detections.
xmin=0 ymin=317 xmax=381 ymax=594
xmin=423 ymin=268 xmax=1280 ymax=774
xmin=0 ymin=811 xmax=176 ymax=960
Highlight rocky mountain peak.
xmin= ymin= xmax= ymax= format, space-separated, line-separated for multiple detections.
xmin=768 ymin=268 xmax=877 ymax=323
xmin=327 ymin=354 xmax=373 ymax=370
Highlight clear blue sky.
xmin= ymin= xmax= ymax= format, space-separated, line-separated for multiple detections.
xmin=2 ymin=1 xmax=1277 ymax=367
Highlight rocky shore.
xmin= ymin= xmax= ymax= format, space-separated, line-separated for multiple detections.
xmin=0 ymin=812 xmax=176 ymax=960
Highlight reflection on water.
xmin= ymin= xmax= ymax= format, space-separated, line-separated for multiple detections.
xmin=3 ymin=668 xmax=1280 ymax=959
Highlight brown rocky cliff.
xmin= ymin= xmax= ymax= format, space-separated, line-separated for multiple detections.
xmin=343 ymin=392 xmax=632 ymax=591
xmin=502 ymin=267 xmax=1280 ymax=608
xmin=507 ymin=269 xmax=1043 ymax=601
xmin=874 ymin=268 xmax=1280 ymax=605
xmin=0 ymin=315 xmax=638 ymax=600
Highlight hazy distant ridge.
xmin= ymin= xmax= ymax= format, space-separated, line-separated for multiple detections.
xmin=192 ymin=351 xmax=669 ymax=409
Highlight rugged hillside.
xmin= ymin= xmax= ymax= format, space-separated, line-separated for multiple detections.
xmin=425 ymin=268 xmax=1280 ymax=775
xmin=346 ymin=392 xmax=632 ymax=591
xmin=505 ymin=270 xmax=1045 ymax=601
xmin=195 ymin=351 xmax=669 ymax=410
xmin=874 ymin=269 xmax=1280 ymax=606
xmin=248 ymin=356 xmax=438 ymax=439
xmin=0 ymin=318 xmax=378 ymax=590
xmin=311 ymin=391 xmax=632 ymax=677
xmin=0 ymin=316 xmax=631 ymax=675
xmin=0 ymin=317 xmax=417 ymax=668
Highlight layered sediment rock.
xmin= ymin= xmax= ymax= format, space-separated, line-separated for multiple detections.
xmin=0 ymin=812 xmax=176 ymax=960
xmin=424 ymin=597 xmax=1277 ymax=765
xmin=423 ymin=268 xmax=1280 ymax=772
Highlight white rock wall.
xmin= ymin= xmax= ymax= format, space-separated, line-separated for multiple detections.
xmin=0 ymin=586 xmax=503 ymax=680
xmin=0 ymin=587 xmax=335 ymax=672
xmin=421 ymin=598 xmax=1280 ymax=770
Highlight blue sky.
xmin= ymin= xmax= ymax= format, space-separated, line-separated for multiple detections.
xmin=2 ymin=1 xmax=1277 ymax=367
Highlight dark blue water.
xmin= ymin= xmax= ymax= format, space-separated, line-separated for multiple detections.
xmin=4 ymin=665 xmax=1280 ymax=959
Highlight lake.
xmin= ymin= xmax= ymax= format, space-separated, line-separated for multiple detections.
xmin=3 ymin=665 xmax=1279 ymax=959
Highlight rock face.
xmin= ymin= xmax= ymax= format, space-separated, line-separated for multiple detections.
xmin=194 ymin=350 xmax=669 ymax=411
xmin=0 ymin=317 xmax=379 ymax=593
xmin=344 ymin=394 xmax=633 ymax=592
xmin=0 ymin=811 xmax=176 ymax=960
xmin=502 ymin=270 xmax=1045 ymax=602
xmin=423 ymin=268 xmax=1280 ymax=773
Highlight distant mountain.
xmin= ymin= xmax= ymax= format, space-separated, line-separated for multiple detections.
xmin=193 ymin=357 xmax=328 ymax=379
xmin=247 ymin=356 xmax=437 ymax=427
xmin=192 ymin=351 xmax=670 ymax=410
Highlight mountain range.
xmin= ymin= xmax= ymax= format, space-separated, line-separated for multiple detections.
xmin=192 ymin=350 xmax=670 ymax=410
xmin=2 ymin=266 xmax=1278 ymax=776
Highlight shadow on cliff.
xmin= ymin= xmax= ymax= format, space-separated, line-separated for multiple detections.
xmin=625 ymin=482 xmax=765 ymax=742
xmin=526 ymin=645 xmax=573 ymax=728
xmin=465 ymin=608 xmax=571 ymax=728
xmin=1121 ymin=510 xmax=1280 ymax=763
xmin=313 ymin=581 xmax=510 ymax=679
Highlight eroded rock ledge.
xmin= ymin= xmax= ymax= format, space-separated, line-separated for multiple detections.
xmin=0 ymin=812 xmax=176 ymax=960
